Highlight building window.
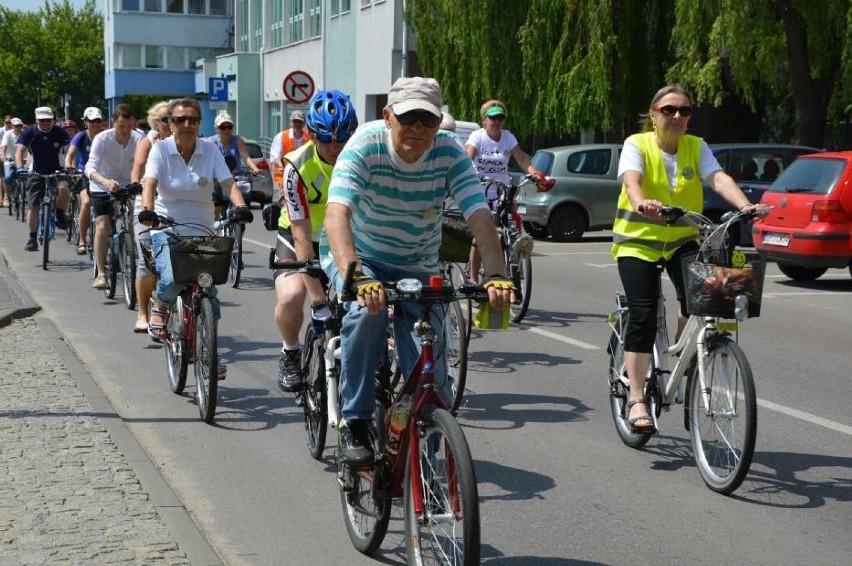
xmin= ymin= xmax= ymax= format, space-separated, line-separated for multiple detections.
xmin=308 ymin=0 xmax=321 ymax=37
xmin=122 ymin=0 xmax=140 ymax=10
xmin=188 ymin=0 xmax=205 ymax=14
xmin=122 ymin=45 xmax=142 ymax=68
xmin=209 ymin=0 xmax=227 ymax=15
xmin=166 ymin=46 xmax=185 ymax=69
xmin=330 ymin=0 xmax=339 ymax=17
xmin=167 ymin=0 xmax=183 ymax=14
xmin=289 ymin=0 xmax=304 ymax=44
xmin=239 ymin=0 xmax=249 ymax=51
xmin=145 ymin=45 xmax=163 ymax=68
xmin=342 ymin=0 xmax=351 ymax=11
xmin=143 ymin=0 xmax=161 ymax=12
xmin=252 ymin=0 xmax=263 ymax=49
xmin=360 ymin=0 xmax=370 ymax=8
xmin=271 ymin=1 xmax=284 ymax=47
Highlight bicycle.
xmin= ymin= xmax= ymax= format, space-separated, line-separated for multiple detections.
xmin=142 ymin=216 xmax=236 ymax=424
xmin=97 ymin=184 xmax=142 ymax=305
xmin=7 ymin=169 xmax=26 ymax=222
xmin=24 ymin=171 xmax=69 ymax=270
xmin=606 ymin=206 xmax=765 ymax=494
xmin=215 ymin=170 xmax=257 ymax=288
xmin=475 ymin=174 xmax=554 ymax=323
xmin=65 ymin=173 xmax=87 ymax=245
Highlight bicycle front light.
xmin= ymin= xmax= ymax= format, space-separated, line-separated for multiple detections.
xmin=397 ymin=278 xmax=422 ymax=293
xmin=734 ymin=294 xmax=749 ymax=321
xmin=197 ymin=272 xmax=214 ymax=289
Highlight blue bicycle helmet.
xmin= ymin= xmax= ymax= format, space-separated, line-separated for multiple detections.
xmin=305 ymin=89 xmax=358 ymax=143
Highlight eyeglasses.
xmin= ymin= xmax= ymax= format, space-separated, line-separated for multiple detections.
xmin=314 ymin=131 xmax=353 ymax=144
xmin=170 ymin=116 xmax=200 ymax=126
xmin=654 ymin=105 xmax=693 ymax=117
xmin=217 ymin=124 xmax=233 ymax=130
xmin=488 ymin=114 xmax=506 ymax=121
xmin=158 ymin=116 xmax=170 ymax=124
xmin=394 ymin=110 xmax=441 ymax=128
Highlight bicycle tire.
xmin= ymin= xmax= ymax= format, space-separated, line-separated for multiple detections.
xmin=228 ymin=223 xmax=244 ymax=288
xmin=510 ymin=252 xmax=532 ymax=323
xmin=404 ymin=406 xmax=480 ymax=566
xmin=41 ymin=206 xmax=51 ymax=271
xmin=195 ymin=296 xmax=218 ymax=424
xmin=607 ymin=326 xmax=653 ymax=449
xmin=688 ymin=335 xmax=756 ymax=494
xmin=104 ymin=238 xmax=118 ymax=299
xmin=446 ymin=300 xmax=469 ymax=415
xmin=301 ymin=325 xmax=328 ymax=460
xmin=120 ymin=231 xmax=137 ymax=310
xmin=86 ymin=220 xmax=94 ymax=261
xmin=165 ymin=295 xmax=188 ymax=394
xmin=339 ymin=449 xmax=392 ymax=555
xmin=66 ymin=196 xmax=77 ymax=242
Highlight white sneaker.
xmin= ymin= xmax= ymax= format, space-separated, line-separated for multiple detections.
xmin=92 ymin=274 xmax=108 ymax=290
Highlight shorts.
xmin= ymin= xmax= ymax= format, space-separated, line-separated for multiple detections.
xmin=272 ymin=228 xmax=319 ymax=281
xmin=26 ymin=175 xmax=50 ymax=208
xmin=89 ymin=192 xmax=114 ymax=218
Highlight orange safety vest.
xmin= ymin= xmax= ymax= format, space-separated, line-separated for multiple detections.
xmin=272 ymin=128 xmax=312 ymax=184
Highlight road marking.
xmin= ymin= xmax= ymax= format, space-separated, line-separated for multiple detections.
xmin=758 ymin=398 xmax=852 ymax=436
xmin=244 ymin=236 xmax=270 ymax=248
xmin=584 ymin=263 xmax=618 ymax=268
xmin=764 ymin=291 xmax=852 ymax=297
xmin=527 ymin=327 xmax=599 ymax=350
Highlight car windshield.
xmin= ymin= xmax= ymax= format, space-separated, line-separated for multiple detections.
xmin=245 ymin=143 xmax=264 ymax=159
xmin=531 ymin=151 xmax=554 ymax=176
xmin=768 ymin=157 xmax=845 ymax=196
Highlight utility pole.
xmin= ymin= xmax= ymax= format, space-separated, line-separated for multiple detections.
xmin=63 ymin=94 xmax=71 ymax=120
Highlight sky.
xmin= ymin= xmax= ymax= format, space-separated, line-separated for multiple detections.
xmin=1 ymin=0 xmax=101 ymax=12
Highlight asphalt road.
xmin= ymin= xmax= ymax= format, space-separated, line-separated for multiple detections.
xmin=1 ymin=212 xmax=850 ymax=566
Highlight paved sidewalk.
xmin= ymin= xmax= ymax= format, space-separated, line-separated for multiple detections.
xmin=0 ymin=254 xmax=218 ymax=565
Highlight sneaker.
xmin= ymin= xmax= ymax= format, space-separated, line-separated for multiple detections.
xmin=276 ymin=348 xmax=303 ymax=392
xmin=338 ymin=419 xmax=374 ymax=465
xmin=24 ymin=237 xmax=37 ymax=252
xmin=510 ymin=232 xmax=534 ymax=259
xmin=92 ymin=274 xmax=108 ymax=289
xmin=55 ymin=209 xmax=68 ymax=230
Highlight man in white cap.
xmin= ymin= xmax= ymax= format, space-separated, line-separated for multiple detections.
xmin=320 ymin=76 xmax=514 ymax=464
xmin=269 ymin=109 xmax=312 ymax=193
xmin=66 ymin=106 xmax=108 ymax=254
xmin=15 ymin=106 xmax=71 ymax=251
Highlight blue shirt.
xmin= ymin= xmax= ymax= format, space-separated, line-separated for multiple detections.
xmin=16 ymin=125 xmax=70 ymax=174
xmin=69 ymin=130 xmax=94 ymax=170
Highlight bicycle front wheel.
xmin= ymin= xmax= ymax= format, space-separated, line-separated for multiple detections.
xmin=404 ymin=406 xmax=480 ymax=566
xmin=120 ymin=231 xmax=137 ymax=310
xmin=301 ymin=325 xmax=327 ymax=460
xmin=194 ymin=296 xmax=218 ymax=424
xmin=445 ymin=300 xmax=468 ymax=415
xmin=41 ymin=206 xmax=51 ymax=270
xmin=607 ymin=326 xmax=653 ymax=449
xmin=66 ymin=197 xmax=77 ymax=242
xmin=104 ymin=237 xmax=118 ymax=299
xmin=339 ymin=456 xmax=391 ymax=555
xmin=688 ymin=335 xmax=756 ymax=494
xmin=510 ymin=252 xmax=532 ymax=323
xmin=228 ymin=224 xmax=244 ymax=288
xmin=165 ymin=296 xmax=187 ymax=394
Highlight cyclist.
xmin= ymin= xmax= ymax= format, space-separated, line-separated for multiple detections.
xmin=85 ymin=104 xmax=144 ymax=290
xmin=66 ymin=107 xmax=108 ymax=255
xmin=465 ymin=99 xmax=543 ymax=282
xmin=130 ymin=101 xmax=171 ymax=333
xmin=208 ymin=112 xmax=261 ymax=216
xmin=138 ymin=98 xmax=253 ymax=352
xmin=15 ymin=106 xmax=71 ymax=252
xmin=612 ymin=83 xmax=766 ymax=433
xmin=271 ymin=89 xmax=357 ymax=394
xmin=0 ymin=118 xmax=24 ymax=204
xmin=322 ymin=77 xmax=514 ymax=464
xmin=269 ymin=110 xmax=312 ymax=194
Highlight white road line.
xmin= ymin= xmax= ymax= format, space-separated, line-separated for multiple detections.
xmin=527 ymin=327 xmax=599 ymax=350
xmin=757 ymin=398 xmax=852 ymax=437
xmin=244 ymin=236 xmax=270 ymax=248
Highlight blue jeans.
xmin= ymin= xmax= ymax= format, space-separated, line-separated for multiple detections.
xmin=326 ymin=258 xmax=450 ymax=421
xmin=151 ymin=231 xmax=220 ymax=319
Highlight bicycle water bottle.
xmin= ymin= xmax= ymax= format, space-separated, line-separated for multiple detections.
xmin=386 ymin=394 xmax=413 ymax=456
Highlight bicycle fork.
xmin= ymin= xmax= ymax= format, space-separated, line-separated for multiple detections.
xmin=325 ymin=334 xmax=342 ymax=428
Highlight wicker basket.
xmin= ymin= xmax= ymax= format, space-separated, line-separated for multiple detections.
xmin=683 ymin=251 xmax=765 ymax=318
xmin=170 ymin=236 xmax=234 ymax=286
xmin=439 ymin=209 xmax=473 ymax=263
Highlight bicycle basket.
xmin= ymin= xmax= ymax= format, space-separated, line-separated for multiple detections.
xmin=439 ymin=209 xmax=473 ymax=263
xmin=170 ymin=236 xmax=234 ymax=285
xmin=683 ymin=251 xmax=765 ymax=318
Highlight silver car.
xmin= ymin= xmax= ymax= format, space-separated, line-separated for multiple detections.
xmin=244 ymin=139 xmax=275 ymax=205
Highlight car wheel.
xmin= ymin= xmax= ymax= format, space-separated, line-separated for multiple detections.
xmin=777 ymin=263 xmax=827 ymax=281
xmin=547 ymin=206 xmax=585 ymax=242
xmin=523 ymin=221 xmax=549 ymax=240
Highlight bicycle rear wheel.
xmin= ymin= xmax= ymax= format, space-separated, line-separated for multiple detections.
xmin=446 ymin=300 xmax=468 ymax=415
xmin=194 ymin=296 xmax=218 ymax=424
xmin=338 ymin=451 xmax=391 ymax=555
xmin=404 ymin=406 xmax=480 ymax=566
xmin=104 ymin=237 xmax=118 ymax=299
xmin=41 ymin=206 xmax=51 ymax=270
xmin=301 ymin=325 xmax=327 ymax=460
xmin=165 ymin=296 xmax=187 ymax=394
xmin=227 ymin=224 xmax=244 ymax=288
xmin=510 ymin=252 xmax=532 ymax=323
xmin=688 ymin=335 xmax=756 ymax=494
xmin=607 ymin=325 xmax=653 ymax=449
xmin=120 ymin=231 xmax=137 ymax=309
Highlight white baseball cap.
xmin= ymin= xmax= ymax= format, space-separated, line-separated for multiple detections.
xmin=83 ymin=107 xmax=104 ymax=121
xmin=34 ymin=106 xmax=54 ymax=120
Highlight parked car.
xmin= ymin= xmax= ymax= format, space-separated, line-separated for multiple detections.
xmin=244 ymin=139 xmax=274 ymax=205
xmin=705 ymin=143 xmax=822 ymax=245
xmin=516 ymin=144 xmax=622 ymax=241
xmin=753 ymin=151 xmax=852 ymax=281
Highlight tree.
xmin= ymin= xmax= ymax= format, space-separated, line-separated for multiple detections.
xmin=0 ymin=0 xmax=104 ymax=121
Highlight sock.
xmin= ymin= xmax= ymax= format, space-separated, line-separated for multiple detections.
xmin=282 ymin=341 xmax=300 ymax=352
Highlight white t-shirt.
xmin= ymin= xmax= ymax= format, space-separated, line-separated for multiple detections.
xmin=465 ymin=128 xmax=519 ymax=200
xmin=144 ymin=137 xmax=232 ymax=235
xmin=0 ymin=129 xmax=17 ymax=158
xmin=85 ymin=128 xmax=144 ymax=194
xmin=618 ymin=138 xmax=722 ymax=192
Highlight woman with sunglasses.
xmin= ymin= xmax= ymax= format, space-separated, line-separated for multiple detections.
xmin=209 ymin=112 xmax=261 ymax=217
xmin=465 ymin=99 xmax=543 ymax=282
xmin=271 ymin=89 xmax=357 ymax=394
xmin=612 ymin=83 xmax=766 ymax=433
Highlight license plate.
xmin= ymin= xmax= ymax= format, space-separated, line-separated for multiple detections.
xmin=763 ymin=232 xmax=790 ymax=247
xmin=516 ymin=205 xmax=527 ymax=215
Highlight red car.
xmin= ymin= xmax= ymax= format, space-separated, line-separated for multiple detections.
xmin=754 ymin=151 xmax=852 ymax=281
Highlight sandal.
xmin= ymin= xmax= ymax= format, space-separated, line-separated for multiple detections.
xmin=217 ymin=362 xmax=227 ymax=381
xmin=147 ymin=299 xmax=169 ymax=342
xmin=76 ymin=244 xmax=87 ymax=255
xmin=625 ymin=399 xmax=656 ymax=433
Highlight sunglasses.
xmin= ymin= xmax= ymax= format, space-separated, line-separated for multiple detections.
xmin=655 ymin=105 xmax=693 ymax=117
xmin=158 ymin=116 xmax=170 ymax=124
xmin=88 ymin=118 xmax=104 ymax=123
xmin=394 ymin=110 xmax=441 ymax=128
xmin=217 ymin=124 xmax=233 ymax=130
xmin=488 ymin=114 xmax=506 ymax=121
xmin=170 ymin=116 xmax=200 ymax=126
xmin=314 ymin=131 xmax=352 ymax=144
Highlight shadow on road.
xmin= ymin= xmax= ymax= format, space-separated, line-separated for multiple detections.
xmin=457 ymin=391 xmax=591 ymax=430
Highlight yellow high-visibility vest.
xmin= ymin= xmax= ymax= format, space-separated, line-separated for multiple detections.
xmin=278 ymin=142 xmax=330 ymax=241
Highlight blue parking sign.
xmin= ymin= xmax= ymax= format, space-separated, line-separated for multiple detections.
xmin=208 ymin=77 xmax=228 ymax=102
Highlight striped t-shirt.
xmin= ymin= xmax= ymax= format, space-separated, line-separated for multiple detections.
xmin=320 ymin=122 xmax=486 ymax=273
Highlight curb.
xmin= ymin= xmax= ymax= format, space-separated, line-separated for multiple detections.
xmin=0 ymin=253 xmax=41 ymax=328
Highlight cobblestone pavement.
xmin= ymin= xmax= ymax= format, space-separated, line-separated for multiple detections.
xmin=0 ymin=317 xmax=191 ymax=565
